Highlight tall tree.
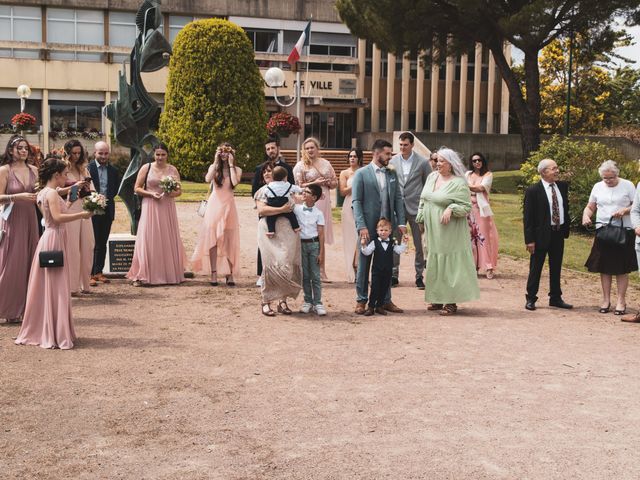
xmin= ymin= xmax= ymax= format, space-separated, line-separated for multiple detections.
xmin=335 ymin=0 xmax=640 ymax=159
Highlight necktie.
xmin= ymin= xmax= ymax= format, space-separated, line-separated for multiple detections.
xmin=550 ymin=183 xmax=560 ymax=225
xmin=303 ymin=206 xmax=313 ymax=212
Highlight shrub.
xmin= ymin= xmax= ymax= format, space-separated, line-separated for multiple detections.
xmin=519 ymin=135 xmax=640 ymax=227
xmin=158 ymin=19 xmax=268 ymax=181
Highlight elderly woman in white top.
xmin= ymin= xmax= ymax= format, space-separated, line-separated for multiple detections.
xmin=582 ymin=160 xmax=637 ymax=315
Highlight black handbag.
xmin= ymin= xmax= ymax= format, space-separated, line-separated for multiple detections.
xmin=596 ymin=218 xmax=630 ymax=247
xmin=39 ymin=250 xmax=64 ymax=268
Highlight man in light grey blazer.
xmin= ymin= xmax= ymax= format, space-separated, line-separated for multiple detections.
xmin=389 ymin=132 xmax=431 ymax=289
xmin=352 ymin=139 xmax=407 ymax=314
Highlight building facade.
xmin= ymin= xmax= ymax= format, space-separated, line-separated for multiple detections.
xmin=0 ymin=1 xmax=510 ymax=151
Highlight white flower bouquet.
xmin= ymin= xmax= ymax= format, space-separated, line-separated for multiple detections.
xmin=83 ymin=192 xmax=107 ymax=215
xmin=159 ymin=175 xmax=181 ymax=194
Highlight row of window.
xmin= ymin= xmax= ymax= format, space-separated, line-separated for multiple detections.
xmin=363 ymin=109 xmax=502 ymax=134
xmin=0 ymin=99 xmax=103 ymax=132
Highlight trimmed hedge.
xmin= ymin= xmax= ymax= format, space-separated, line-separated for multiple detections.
xmin=159 ymin=19 xmax=267 ymax=180
xmin=519 ymin=135 xmax=640 ymax=227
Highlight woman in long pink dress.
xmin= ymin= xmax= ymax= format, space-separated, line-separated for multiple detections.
xmin=61 ymin=140 xmax=95 ymax=294
xmin=339 ymin=148 xmax=363 ymax=283
xmin=127 ymin=143 xmax=186 ymax=286
xmin=192 ymin=143 xmax=241 ymax=286
xmin=0 ymin=135 xmax=39 ymax=322
xmin=466 ymin=152 xmax=499 ymax=279
xmin=293 ymin=137 xmax=337 ymax=281
xmin=15 ymin=156 xmax=93 ymax=349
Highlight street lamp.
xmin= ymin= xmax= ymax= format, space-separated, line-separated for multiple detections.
xmin=264 ymin=67 xmax=302 ymax=163
xmin=16 ymin=84 xmax=31 ymax=113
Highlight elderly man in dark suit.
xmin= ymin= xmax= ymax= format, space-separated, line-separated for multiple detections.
xmin=523 ymin=158 xmax=572 ymax=311
xmin=88 ymin=141 xmax=120 ymax=284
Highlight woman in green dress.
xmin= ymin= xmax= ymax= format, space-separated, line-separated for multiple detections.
xmin=416 ymin=148 xmax=480 ymax=315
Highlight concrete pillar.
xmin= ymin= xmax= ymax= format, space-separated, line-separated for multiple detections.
xmin=458 ymin=53 xmax=468 ymax=133
xmin=371 ymin=44 xmax=381 ymax=132
xmin=386 ymin=52 xmax=396 ymax=132
xmin=357 ymin=38 xmax=366 ymax=132
xmin=487 ymin=50 xmax=496 ymax=134
xmin=500 ymin=43 xmax=512 ymax=134
xmin=430 ymin=63 xmax=439 ymax=132
xmin=104 ymin=91 xmax=112 ymax=145
xmin=400 ymin=54 xmax=410 ymax=130
xmin=415 ymin=51 xmax=425 ymax=132
xmin=472 ymin=42 xmax=482 ymax=133
xmin=41 ymin=89 xmax=49 ymax=150
xmin=444 ymin=53 xmax=454 ymax=133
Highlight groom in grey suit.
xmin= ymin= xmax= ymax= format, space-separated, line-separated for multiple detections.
xmin=352 ymin=139 xmax=407 ymax=314
xmin=390 ymin=132 xmax=431 ymax=289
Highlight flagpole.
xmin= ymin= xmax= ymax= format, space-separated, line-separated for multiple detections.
xmin=295 ymin=68 xmax=301 ymax=163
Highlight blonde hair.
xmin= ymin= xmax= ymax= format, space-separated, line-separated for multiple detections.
xmin=301 ymin=137 xmax=321 ymax=167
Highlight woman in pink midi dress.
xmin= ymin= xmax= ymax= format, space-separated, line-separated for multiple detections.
xmin=15 ymin=156 xmax=93 ymax=349
xmin=191 ymin=143 xmax=241 ymax=286
xmin=127 ymin=144 xmax=186 ymax=286
xmin=0 ymin=135 xmax=39 ymax=322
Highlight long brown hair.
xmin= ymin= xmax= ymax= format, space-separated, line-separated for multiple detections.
xmin=213 ymin=142 xmax=234 ymax=188
xmin=1 ymin=135 xmax=30 ymax=166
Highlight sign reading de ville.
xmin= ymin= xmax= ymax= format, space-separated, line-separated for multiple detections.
xmin=262 ymin=72 xmax=358 ymax=99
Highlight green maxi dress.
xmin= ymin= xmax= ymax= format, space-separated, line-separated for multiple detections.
xmin=416 ymin=174 xmax=480 ymax=304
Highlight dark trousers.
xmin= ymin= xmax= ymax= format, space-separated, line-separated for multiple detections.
xmin=526 ymin=229 xmax=565 ymax=302
xmin=92 ymin=215 xmax=113 ymax=275
xmin=369 ymin=266 xmax=392 ymax=308
xmin=266 ymin=212 xmax=299 ymax=234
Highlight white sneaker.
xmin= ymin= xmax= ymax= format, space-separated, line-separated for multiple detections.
xmin=256 ymin=276 xmax=263 ymax=287
xmin=314 ymin=304 xmax=327 ymax=316
xmin=300 ymin=302 xmax=313 ymax=314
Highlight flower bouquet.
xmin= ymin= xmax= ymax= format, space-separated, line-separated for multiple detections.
xmin=159 ymin=175 xmax=181 ymax=194
xmin=83 ymin=192 xmax=107 ymax=215
xmin=266 ymin=112 xmax=301 ymax=137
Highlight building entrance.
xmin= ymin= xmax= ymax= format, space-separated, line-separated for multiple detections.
xmin=303 ymin=111 xmax=354 ymax=148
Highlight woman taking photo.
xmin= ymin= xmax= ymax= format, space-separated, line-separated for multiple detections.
xmin=416 ymin=148 xmax=479 ymax=315
xmin=15 ymin=156 xmax=93 ymax=349
xmin=192 ymin=143 xmax=241 ymax=286
xmin=339 ymin=148 xmax=363 ymax=283
xmin=466 ymin=152 xmax=499 ymax=279
xmin=582 ymin=160 xmax=637 ymax=315
xmin=0 ymin=135 xmax=39 ymax=323
xmin=127 ymin=144 xmax=186 ymax=286
xmin=62 ymin=139 xmax=95 ymax=294
xmin=254 ymin=167 xmax=302 ymax=316
xmin=293 ymin=137 xmax=337 ymax=281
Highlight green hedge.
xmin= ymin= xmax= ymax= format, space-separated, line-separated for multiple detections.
xmin=519 ymin=135 xmax=640 ymax=227
xmin=158 ymin=19 xmax=267 ymax=181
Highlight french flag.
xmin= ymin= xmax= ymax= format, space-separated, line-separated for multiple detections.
xmin=287 ymin=21 xmax=311 ymax=65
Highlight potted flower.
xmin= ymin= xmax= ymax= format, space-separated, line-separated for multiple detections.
xmin=11 ymin=112 xmax=37 ymax=132
xmin=266 ymin=112 xmax=301 ymax=138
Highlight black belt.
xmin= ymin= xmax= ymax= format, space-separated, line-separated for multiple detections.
xmin=551 ymin=225 xmax=562 ymax=231
xmin=301 ymin=237 xmax=319 ymax=243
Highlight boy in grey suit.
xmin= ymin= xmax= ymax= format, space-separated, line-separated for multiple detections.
xmin=389 ymin=132 xmax=431 ymax=289
xmin=351 ymin=139 xmax=406 ymax=314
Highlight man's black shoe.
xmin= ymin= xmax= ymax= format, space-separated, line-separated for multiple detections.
xmin=391 ymin=277 xmax=399 ymax=287
xmin=525 ymin=300 xmax=536 ymax=311
xmin=549 ymin=299 xmax=573 ymax=309
xmin=416 ymin=277 xmax=425 ymax=290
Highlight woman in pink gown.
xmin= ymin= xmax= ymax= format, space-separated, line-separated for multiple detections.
xmin=127 ymin=143 xmax=186 ymax=286
xmin=15 ymin=156 xmax=93 ymax=349
xmin=192 ymin=143 xmax=241 ymax=286
xmin=61 ymin=140 xmax=95 ymax=294
xmin=293 ymin=137 xmax=337 ymax=281
xmin=339 ymin=148 xmax=363 ymax=283
xmin=466 ymin=152 xmax=499 ymax=279
xmin=0 ymin=135 xmax=39 ymax=322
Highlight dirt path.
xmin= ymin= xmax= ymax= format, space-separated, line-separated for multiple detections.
xmin=2 ymin=197 xmax=640 ymax=479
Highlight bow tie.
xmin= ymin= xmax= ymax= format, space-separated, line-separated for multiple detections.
xmin=303 ymin=206 xmax=313 ymax=212
xmin=376 ymin=167 xmax=387 ymax=173
xmin=378 ymin=237 xmax=390 ymax=243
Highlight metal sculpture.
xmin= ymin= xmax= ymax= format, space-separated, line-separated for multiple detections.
xmin=103 ymin=0 xmax=172 ymax=234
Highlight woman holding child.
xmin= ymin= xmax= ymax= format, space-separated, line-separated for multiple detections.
xmin=192 ymin=143 xmax=241 ymax=286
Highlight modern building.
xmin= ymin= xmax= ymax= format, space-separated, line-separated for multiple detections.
xmin=0 ymin=1 xmax=510 ymax=151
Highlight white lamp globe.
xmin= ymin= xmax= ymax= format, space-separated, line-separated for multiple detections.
xmin=264 ymin=67 xmax=285 ymax=88
xmin=16 ymin=84 xmax=31 ymax=99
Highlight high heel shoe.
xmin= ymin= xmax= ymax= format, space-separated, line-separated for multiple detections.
xmin=277 ymin=301 xmax=292 ymax=315
xmin=262 ymin=303 xmax=276 ymax=317
xmin=599 ymin=303 xmax=611 ymax=314
xmin=614 ymin=305 xmax=627 ymax=316
xmin=226 ymin=276 xmax=235 ymax=287
xmin=210 ymin=271 xmax=218 ymax=286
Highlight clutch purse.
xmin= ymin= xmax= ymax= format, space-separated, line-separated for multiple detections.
xmin=197 ymin=200 xmax=207 ymax=217
xmin=596 ymin=218 xmax=630 ymax=248
xmin=39 ymin=250 xmax=64 ymax=268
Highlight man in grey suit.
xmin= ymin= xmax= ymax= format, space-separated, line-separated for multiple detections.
xmin=352 ymin=139 xmax=407 ymax=314
xmin=389 ymin=132 xmax=431 ymax=289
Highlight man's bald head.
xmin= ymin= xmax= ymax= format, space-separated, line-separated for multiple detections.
xmin=94 ymin=141 xmax=110 ymax=165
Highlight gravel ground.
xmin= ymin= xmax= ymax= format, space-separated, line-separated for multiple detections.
xmin=2 ymin=197 xmax=640 ymax=479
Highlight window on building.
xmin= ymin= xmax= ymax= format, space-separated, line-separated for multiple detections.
xmin=0 ymin=6 xmax=42 ymax=59
xmin=47 ymin=8 xmax=104 ymax=62
xmin=0 ymin=98 xmax=42 ymax=127
xmin=49 ymin=101 xmax=103 ymax=132
xmin=245 ymin=29 xmax=278 ymax=52
xmin=169 ymin=15 xmax=194 ymax=44
xmin=109 ymin=11 xmax=137 ymax=62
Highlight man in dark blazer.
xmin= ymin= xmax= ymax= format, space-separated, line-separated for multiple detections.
xmin=251 ymin=136 xmax=294 ymax=197
xmin=523 ymin=158 xmax=572 ymax=311
xmin=352 ymin=139 xmax=406 ymax=314
xmin=88 ymin=141 xmax=120 ymax=284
